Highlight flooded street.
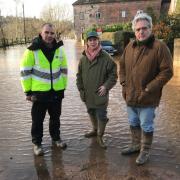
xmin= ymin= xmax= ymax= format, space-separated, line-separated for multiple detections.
xmin=0 ymin=40 xmax=180 ymax=180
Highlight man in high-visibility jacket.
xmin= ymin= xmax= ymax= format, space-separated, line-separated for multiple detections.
xmin=20 ymin=23 xmax=68 ymax=156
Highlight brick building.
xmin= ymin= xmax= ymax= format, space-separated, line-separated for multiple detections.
xmin=72 ymin=0 xmax=171 ymax=40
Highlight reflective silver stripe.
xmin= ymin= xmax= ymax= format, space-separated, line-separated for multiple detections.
xmin=59 ymin=47 xmax=63 ymax=61
xmin=32 ymin=75 xmax=63 ymax=83
xmin=33 ymin=66 xmax=50 ymax=73
xmin=33 ymin=66 xmax=61 ymax=74
xmin=60 ymin=68 xmax=67 ymax=74
xmin=21 ymin=69 xmax=32 ymax=77
xmin=53 ymin=75 xmax=67 ymax=83
xmin=52 ymin=70 xmax=61 ymax=79
xmin=32 ymin=75 xmax=51 ymax=83
xmin=34 ymin=50 xmax=39 ymax=65
xmin=53 ymin=76 xmax=61 ymax=83
xmin=32 ymin=68 xmax=61 ymax=80
xmin=20 ymin=67 xmax=32 ymax=71
xmin=21 ymin=75 xmax=31 ymax=80
xmin=32 ymin=68 xmax=51 ymax=80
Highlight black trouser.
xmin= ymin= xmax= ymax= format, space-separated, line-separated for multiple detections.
xmin=31 ymin=99 xmax=62 ymax=145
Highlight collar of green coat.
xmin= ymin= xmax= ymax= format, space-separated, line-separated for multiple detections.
xmin=82 ymin=49 xmax=103 ymax=57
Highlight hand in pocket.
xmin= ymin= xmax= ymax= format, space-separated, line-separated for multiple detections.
xmin=138 ymin=91 xmax=148 ymax=103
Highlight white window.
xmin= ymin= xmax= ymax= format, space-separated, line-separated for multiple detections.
xmin=121 ymin=11 xmax=126 ymax=18
xmin=95 ymin=12 xmax=101 ymax=19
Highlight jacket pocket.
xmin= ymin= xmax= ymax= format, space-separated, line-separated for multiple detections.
xmin=31 ymin=95 xmax=37 ymax=102
xmin=94 ymin=93 xmax=108 ymax=106
xmin=138 ymin=91 xmax=148 ymax=103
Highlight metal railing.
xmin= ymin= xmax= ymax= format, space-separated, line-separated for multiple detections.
xmin=0 ymin=37 xmax=31 ymax=48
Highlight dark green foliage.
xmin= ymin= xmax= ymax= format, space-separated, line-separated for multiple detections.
xmin=154 ymin=14 xmax=180 ymax=53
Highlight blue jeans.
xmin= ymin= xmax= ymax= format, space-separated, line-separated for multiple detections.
xmin=87 ymin=108 xmax=107 ymax=122
xmin=127 ymin=106 xmax=155 ymax=132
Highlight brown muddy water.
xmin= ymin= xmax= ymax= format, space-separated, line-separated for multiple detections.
xmin=0 ymin=40 xmax=180 ymax=180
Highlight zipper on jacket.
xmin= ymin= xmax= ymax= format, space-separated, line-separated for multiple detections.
xmin=50 ymin=62 xmax=53 ymax=90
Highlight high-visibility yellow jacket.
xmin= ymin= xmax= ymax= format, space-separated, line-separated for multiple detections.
xmin=20 ymin=47 xmax=68 ymax=93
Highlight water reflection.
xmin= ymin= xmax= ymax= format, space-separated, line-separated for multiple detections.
xmin=51 ymin=147 xmax=67 ymax=180
xmin=0 ymin=41 xmax=180 ymax=179
xmin=80 ymin=139 xmax=108 ymax=179
xmin=34 ymin=155 xmax=51 ymax=180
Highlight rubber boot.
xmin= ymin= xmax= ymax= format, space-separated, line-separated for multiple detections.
xmin=84 ymin=115 xmax=97 ymax=138
xmin=136 ymin=131 xmax=153 ymax=165
xmin=121 ymin=126 xmax=141 ymax=155
xmin=97 ymin=119 xmax=108 ymax=149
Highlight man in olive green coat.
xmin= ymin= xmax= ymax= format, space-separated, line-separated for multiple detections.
xmin=76 ymin=31 xmax=117 ymax=149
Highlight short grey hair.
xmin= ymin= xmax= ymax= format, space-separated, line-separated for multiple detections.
xmin=132 ymin=10 xmax=152 ymax=31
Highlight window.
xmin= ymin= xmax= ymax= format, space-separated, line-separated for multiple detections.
xmin=79 ymin=12 xmax=84 ymax=20
xmin=81 ymin=27 xmax=85 ymax=33
xmin=95 ymin=12 xmax=101 ymax=19
xmin=121 ymin=10 xmax=127 ymax=18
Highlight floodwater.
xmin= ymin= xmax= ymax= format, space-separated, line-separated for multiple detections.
xmin=0 ymin=40 xmax=180 ymax=180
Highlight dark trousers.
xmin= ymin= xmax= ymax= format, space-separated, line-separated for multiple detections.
xmin=31 ymin=99 xmax=62 ymax=145
xmin=87 ymin=108 xmax=107 ymax=121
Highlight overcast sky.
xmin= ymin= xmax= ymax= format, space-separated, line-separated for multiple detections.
xmin=0 ymin=0 xmax=77 ymax=18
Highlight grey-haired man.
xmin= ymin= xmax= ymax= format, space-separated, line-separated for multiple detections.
xmin=119 ymin=11 xmax=173 ymax=165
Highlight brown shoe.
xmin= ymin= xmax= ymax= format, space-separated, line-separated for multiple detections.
xmin=97 ymin=135 xmax=107 ymax=149
xmin=84 ymin=130 xmax=97 ymax=138
xmin=53 ymin=140 xmax=67 ymax=149
xmin=121 ymin=144 xmax=140 ymax=155
xmin=136 ymin=150 xmax=150 ymax=165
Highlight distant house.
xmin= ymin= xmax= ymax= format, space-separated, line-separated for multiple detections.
xmin=72 ymin=0 xmax=171 ymax=41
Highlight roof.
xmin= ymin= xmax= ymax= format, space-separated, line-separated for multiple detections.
xmin=72 ymin=0 xmax=147 ymax=6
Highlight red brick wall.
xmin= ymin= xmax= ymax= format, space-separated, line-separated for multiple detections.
xmin=73 ymin=0 xmax=162 ymax=40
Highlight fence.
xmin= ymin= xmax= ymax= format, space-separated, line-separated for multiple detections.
xmin=0 ymin=38 xmax=31 ymax=48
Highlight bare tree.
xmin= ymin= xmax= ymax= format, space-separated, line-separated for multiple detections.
xmin=0 ymin=11 xmax=6 ymax=47
xmin=40 ymin=3 xmax=74 ymax=39
xmin=40 ymin=3 xmax=72 ymax=21
xmin=14 ymin=0 xmax=22 ymax=38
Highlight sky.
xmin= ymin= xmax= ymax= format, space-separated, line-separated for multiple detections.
xmin=0 ymin=0 xmax=77 ymax=18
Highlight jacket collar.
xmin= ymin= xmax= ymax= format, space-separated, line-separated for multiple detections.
xmin=82 ymin=49 xmax=103 ymax=57
xmin=132 ymin=35 xmax=155 ymax=49
xmin=28 ymin=35 xmax=63 ymax=51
